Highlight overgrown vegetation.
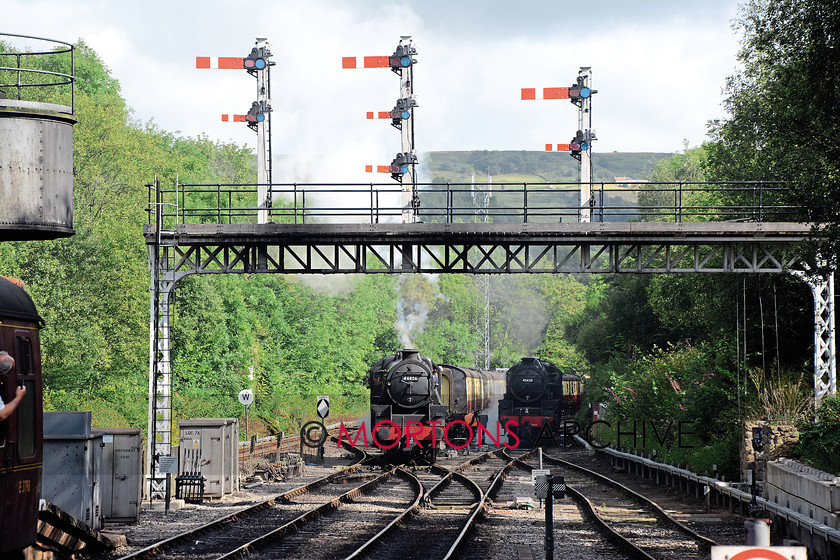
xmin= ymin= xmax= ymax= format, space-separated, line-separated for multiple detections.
xmin=796 ymin=396 xmax=840 ymax=474
xmin=574 ymin=0 xmax=840 ymax=477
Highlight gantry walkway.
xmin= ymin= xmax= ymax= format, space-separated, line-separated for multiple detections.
xmin=143 ymin=179 xmax=834 ymax=499
xmin=145 ymin=221 xmax=812 ymax=276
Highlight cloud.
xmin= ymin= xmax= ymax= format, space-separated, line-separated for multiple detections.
xmin=3 ymin=0 xmax=742 ymax=162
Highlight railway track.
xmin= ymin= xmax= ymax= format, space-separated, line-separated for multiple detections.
xmin=219 ymin=466 xmax=422 ymax=559
xmin=516 ymin=448 xmax=718 ymax=560
xmin=116 ymin=436 xmax=369 ymax=560
xmin=337 ymin=448 xmax=536 ymax=560
xmin=114 ymin=436 xmax=727 ymax=560
xmin=342 ymin=453 xmax=487 ymax=560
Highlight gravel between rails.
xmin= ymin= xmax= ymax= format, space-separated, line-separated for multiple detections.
xmin=90 ymin=444 xmax=755 ymax=560
xmin=545 ymin=447 xmax=751 ymax=547
xmin=458 ymin=460 xmax=626 ymax=560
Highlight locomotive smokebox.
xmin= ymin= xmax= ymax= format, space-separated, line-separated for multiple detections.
xmin=0 ymin=100 xmax=76 ymax=240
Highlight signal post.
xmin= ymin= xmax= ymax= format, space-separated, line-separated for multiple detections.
xmin=344 ymin=36 xmax=419 ymax=223
xmin=522 ymin=66 xmax=596 ymax=222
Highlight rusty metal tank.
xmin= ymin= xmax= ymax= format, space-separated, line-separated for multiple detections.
xmin=0 ymin=33 xmax=76 ymax=240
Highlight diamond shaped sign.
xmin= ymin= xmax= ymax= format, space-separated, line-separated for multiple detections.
xmin=317 ymin=396 xmax=330 ymax=419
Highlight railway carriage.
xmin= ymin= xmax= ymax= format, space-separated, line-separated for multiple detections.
xmin=0 ymin=277 xmax=44 ymax=556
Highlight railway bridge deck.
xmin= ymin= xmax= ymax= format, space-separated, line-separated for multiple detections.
xmin=142 ymin=179 xmax=835 ymax=499
xmin=144 ymin=220 xmax=813 ymax=276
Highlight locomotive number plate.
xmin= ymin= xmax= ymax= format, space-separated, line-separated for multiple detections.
xmin=402 ymin=375 xmax=420 ymax=382
xmin=521 ymin=378 xmax=534 ymax=383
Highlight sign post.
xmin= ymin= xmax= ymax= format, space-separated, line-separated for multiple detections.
xmin=534 ymin=470 xmax=566 ymax=560
xmin=238 ymin=389 xmax=255 ymax=472
xmin=158 ymin=455 xmax=178 ymax=514
xmin=238 ymin=389 xmax=255 ymax=440
xmin=316 ymin=396 xmax=329 ymax=463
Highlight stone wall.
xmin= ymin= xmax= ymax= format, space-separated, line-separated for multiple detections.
xmin=740 ymin=421 xmax=800 ymax=484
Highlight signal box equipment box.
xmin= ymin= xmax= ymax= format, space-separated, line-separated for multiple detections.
xmin=92 ymin=427 xmax=143 ymax=524
xmin=43 ymin=411 xmax=103 ymax=530
xmin=178 ymin=418 xmax=239 ymax=498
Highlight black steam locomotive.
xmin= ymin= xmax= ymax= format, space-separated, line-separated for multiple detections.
xmin=498 ymin=357 xmax=582 ymax=447
xmin=368 ymin=349 xmax=504 ymax=459
xmin=0 ymin=277 xmax=44 ymax=556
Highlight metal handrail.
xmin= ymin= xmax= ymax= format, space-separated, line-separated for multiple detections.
xmin=145 ymin=180 xmax=800 ymax=227
xmin=0 ymin=32 xmax=75 ymax=113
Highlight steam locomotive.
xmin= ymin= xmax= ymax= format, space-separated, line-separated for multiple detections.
xmin=368 ymin=349 xmax=504 ymax=460
xmin=0 ymin=277 xmax=44 ymax=556
xmin=498 ymin=357 xmax=582 ymax=447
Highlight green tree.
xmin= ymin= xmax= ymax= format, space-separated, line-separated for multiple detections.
xmin=707 ymin=0 xmax=840 ymax=267
xmin=796 ymin=396 xmax=840 ymax=474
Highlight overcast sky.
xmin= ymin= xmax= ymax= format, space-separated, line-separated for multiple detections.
xmin=5 ymin=0 xmax=744 ymax=182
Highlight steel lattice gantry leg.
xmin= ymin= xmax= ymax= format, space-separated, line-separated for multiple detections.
xmin=146 ymin=245 xmax=175 ymax=500
xmin=809 ymin=273 xmax=837 ymax=410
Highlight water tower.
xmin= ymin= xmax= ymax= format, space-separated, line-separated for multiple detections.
xmin=1 ymin=33 xmax=76 ymax=240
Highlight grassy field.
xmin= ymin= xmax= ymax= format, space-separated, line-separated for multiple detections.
xmin=422 ymin=150 xmax=671 ymax=185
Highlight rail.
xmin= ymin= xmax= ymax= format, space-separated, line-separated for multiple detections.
xmin=146 ymin=180 xmax=800 ymax=227
xmin=591 ymin=443 xmax=840 ymax=557
xmin=0 ymin=33 xmax=76 ymax=114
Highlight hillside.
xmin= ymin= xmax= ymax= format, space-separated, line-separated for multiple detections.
xmin=417 ymin=150 xmax=671 ymax=223
xmin=422 ymin=150 xmax=672 ymax=183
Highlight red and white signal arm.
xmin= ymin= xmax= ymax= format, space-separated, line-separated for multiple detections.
xmin=711 ymin=546 xmax=807 ymax=560
xmin=317 ymin=396 xmax=330 ymax=419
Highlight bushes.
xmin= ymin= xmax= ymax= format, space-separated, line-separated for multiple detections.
xmin=588 ymin=341 xmax=750 ymax=480
xmin=796 ymin=396 xmax=840 ymax=475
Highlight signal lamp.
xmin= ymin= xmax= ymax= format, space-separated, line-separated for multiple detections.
xmin=245 ymin=101 xmax=269 ymax=127
xmin=244 ymin=47 xmax=268 ymax=70
xmin=569 ymin=76 xmax=592 ymax=102
xmin=389 ymin=152 xmax=416 ymax=180
xmin=389 ymin=44 xmax=414 ymax=68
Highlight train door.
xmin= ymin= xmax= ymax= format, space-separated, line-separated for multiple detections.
xmin=0 ymin=328 xmax=8 ymax=545
xmin=14 ymin=331 xmax=41 ymax=462
xmin=2 ymin=330 xmax=42 ymax=551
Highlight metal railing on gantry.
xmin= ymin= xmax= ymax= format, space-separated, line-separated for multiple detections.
xmin=146 ymin=180 xmax=802 ymax=227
